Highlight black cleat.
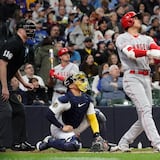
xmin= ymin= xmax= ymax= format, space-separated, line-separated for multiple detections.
xmin=11 ymin=142 xmax=35 ymax=151
xmin=0 ymin=146 xmax=6 ymax=152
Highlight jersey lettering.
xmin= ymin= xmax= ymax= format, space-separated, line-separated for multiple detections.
xmin=133 ymin=43 xmax=148 ymax=50
xmin=3 ymin=50 xmax=13 ymax=60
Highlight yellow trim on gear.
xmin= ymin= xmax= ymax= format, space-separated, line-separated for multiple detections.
xmin=87 ymin=113 xmax=100 ymax=134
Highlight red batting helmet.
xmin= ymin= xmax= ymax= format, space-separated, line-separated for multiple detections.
xmin=58 ymin=47 xmax=69 ymax=57
xmin=121 ymin=11 xmax=138 ymax=29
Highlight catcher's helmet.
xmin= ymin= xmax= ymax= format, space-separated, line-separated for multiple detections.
xmin=64 ymin=72 xmax=89 ymax=92
xmin=58 ymin=47 xmax=69 ymax=57
xmin=121 ymin=11 xmax=138 ymax=29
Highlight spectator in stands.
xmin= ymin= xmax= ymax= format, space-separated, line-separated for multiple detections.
xmin=67 ymin=41 xmax=81 ymax=66
xmin=49 ymin=0 xmax=73 ymax=14
xmin=151 ymin=5 xmax=160 ymax=23
xmin=97 ymin=17 xmax=108 ymax=37
xmin=56 ymin=5 xmax=68 ymax=37
xmin=141 ymin=12 xmax=151 ymax=33
xmin=4 ymin=0 xmax=20 ymax=20
xmin=94 ymin=40 xmax=108 ymax=65
xmin=92 ymin=62 xmax=109 ymax=105
xmin=101 ymin=0 xmax=110 ymax=14
xmin=104 ymin=29 xmax=115 ymax=44
xmin=108 ymin=53 xmax=121 ymax=66
xmin=143 ymin=0 xmax=159 ymax=15
xmin=115 ymin=4 xmax=125 ymax=22
xmin=111 ymin=32 xmax=119 ymax=44
xmin=137 ymin=2 xmax=147 ymax=14
xmin=29 ymin=20 xmax=48 ymax=48
xmin=78 ymin=37 xmax=96 ymax=62
xmin=32 ymin=2 xmax=41 ymax=22
xmin=8 ymin=7 xmax=24 ymax=36
xmin=107 ymin=11 xmax=123 ymax=33
xmin=79 ymin=54 xmax=98 ymax=86
xmin=19 ymin=63 xmax=45 ymax=91
xmin=69 ymin=14 xmax=95 ymax=49
xmin=77 ymin=0 xmax=95 ymax=17
xmin=105 ymin=40 xmax=118 ymax=57
xmin=26 ymin=77 xmax=48 ymax=105
xmin=10 ymin=77 xmax=27 ymax=104
xmin=45 ymin=10 xmax=57 ymax=31
xmin=92 ymin=29 xmax=104 ymax=48
xmin=49 ymin=24 xmax=66 ymax=46
xmin=56 ymin=5 xmax=67 ymax=22
xmin=65 ymin=16 xmax=80 ymax=44
xmin=35 ymin=37 xmax=60 ymax=86
xmin=99 ymin=64 xmax=126 ymax=106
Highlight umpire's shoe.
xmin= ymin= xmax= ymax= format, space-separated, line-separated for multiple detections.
xmin=11 ymin=142 xmax=35 ymax=151
xmin=0 ymin=146 xmax=6 ymax=152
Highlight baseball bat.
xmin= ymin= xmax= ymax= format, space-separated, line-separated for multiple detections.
xmin=49 ymin=49 xmax=65 ymax=81
xmin=49 ymin=48 xmax=54 ymax=69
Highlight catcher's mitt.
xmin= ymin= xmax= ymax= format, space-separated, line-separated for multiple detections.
xmin=90 ymin=136 xmax=109 ymax=152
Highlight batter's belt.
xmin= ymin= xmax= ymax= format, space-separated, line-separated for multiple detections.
xmin=129 ymin=70 xmax=150 ymax=76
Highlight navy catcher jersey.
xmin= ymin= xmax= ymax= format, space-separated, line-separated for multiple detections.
xmin=59 ymin=91 xmax=93 ymax=128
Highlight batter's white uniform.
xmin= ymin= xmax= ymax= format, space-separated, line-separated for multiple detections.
xmin=116 ymin=32 xmax=160 ymax=149
xmin=52 ymin=62 xmax=79 ymax=102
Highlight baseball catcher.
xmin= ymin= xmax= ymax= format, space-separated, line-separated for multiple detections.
xmin=36 ymin=72 xmax=115 ymax=152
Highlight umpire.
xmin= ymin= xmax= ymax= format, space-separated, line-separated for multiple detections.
xmin=0 ymin=21 xmax=35 ymax=152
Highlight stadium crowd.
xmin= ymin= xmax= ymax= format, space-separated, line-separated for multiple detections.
xmin=0 ymin=0 xmax=160 ymax=106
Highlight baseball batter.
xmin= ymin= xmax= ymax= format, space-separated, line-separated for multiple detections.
xmin=115 ymin=11 xmax=160 ymax=152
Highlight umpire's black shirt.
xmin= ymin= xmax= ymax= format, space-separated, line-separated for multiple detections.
xmin=0 ymin=34 xmax=26 ymax=81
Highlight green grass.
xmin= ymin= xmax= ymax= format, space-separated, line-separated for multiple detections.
xmin=0 ymin=148 xmax=160 ymax=160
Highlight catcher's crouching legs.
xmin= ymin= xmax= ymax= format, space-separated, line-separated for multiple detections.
xmin=48 ymin=136 xmax=82 ymax=151
xmin=36 ymin=135 xmax=82 ymax=151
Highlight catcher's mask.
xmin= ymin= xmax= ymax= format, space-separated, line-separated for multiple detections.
xmin=16 ymin=20 xmax=36 ymax=38
xmin=64 ymin=72 xmax=89 ymax=92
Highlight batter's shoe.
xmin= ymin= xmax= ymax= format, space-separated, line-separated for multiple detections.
xmin=118 ymin=138 xmax=131 ymax=152
xmin=153 ymin=145 xmax=160 ymax=152
xmin=118 ymin=144 xmax=131 ymax=152
xmin=108 ymin=143 xmax=119 ymax=152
